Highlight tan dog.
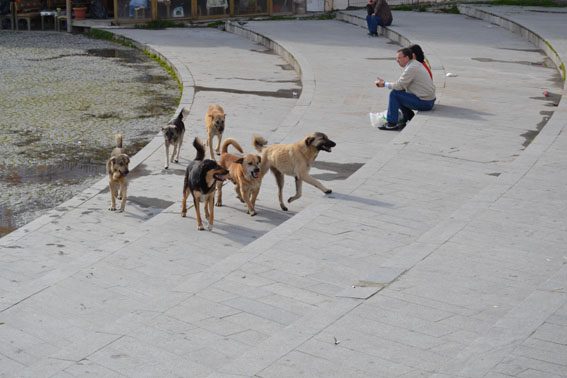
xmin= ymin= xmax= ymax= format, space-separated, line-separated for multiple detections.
xmin=253 ymin=132 xmax=336 ymax=211
xmin=106 ymin=134 xmax=130 ymax=212
xmin=216 ymin=138 xmax=263 ymax=216
xmin=205 ymin=104 xmax=226 ymax=159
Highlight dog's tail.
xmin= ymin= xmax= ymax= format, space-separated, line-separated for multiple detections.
xmin=192 ymin=137 xmax=206 ymax=161
xmin=115 ymin=134 xmax=123 ymax=149
xmin=252 ymin=134 xmax=268 ymax=153
xmin=174 ymin=110 xmax=184 ymax=124
xmin=172 ymin=107 xmax=189 ymax=125
xmin=221 ymin=138 xmax=244 ymax=154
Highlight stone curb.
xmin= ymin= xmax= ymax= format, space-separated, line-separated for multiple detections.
xmin=457 ymin=4 xmax=566 ymax=83
xmin=225 ymin=20 xmax=315 ymax=144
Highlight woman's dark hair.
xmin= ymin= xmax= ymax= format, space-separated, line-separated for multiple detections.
xmin=409 ymin=44 xmax=425 ymax=63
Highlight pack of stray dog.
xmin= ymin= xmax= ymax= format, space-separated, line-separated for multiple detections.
xmin=107 ymin=104 xmax=336 ymax=232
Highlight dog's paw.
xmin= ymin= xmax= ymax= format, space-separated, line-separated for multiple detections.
xmin=117 ymin=195 xmax=123 ymax=200
xmin=280 ymin=204 xmax=288 ymax=211
xmin=117 ymin=208 xmax=124 ymax=213
xmin=181 ymin=212 xmax=186 ymax=217
xmin=164 ymin=165 xmax=169 ymax=170
xmin=207 ymin=224 xmax=213 ymax=231
xmin=174 ymin=159 xmax=179 ymax=163
xmin=108 ymin=206 xmax=116 ymax=211
xmin=215 ymin=201 xmax=223 ymax=207
xmin=249 ymin=210 xmax=257 ymax=216
xmin=325 ymin=189 xmax=332 ymax=194
xmin=198 ymin=224 xmax=205 ymax=231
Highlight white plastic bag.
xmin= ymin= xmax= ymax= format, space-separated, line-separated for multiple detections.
xmin=369 ymin=110 xmax=387 ymax=128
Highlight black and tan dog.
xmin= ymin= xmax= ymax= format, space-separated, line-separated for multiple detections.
xmin=216 ymin=138 xmax=263 ymax=216
xmin=107 ymin=134 xmax=130 ymax=212
xmin=161 ymin=108 xmax=187 ymax=169
xmin=205 ymin=104 xmax=226 ymax=159
xmin=181 ymin=137 xmax=229 ymax=231
xmin=253 ymin=132 xmax=336 ymax=211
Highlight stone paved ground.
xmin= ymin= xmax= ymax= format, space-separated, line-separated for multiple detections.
xmin=1 ymin=6 xmax=566 ymax=378
xmin=0 ymin=31 xmax=179 ymax=236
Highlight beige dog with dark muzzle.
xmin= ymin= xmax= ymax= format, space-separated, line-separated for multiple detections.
xmin=107 ymin=134 xmax=130 ymax=212
xmin=253 ymin=132 xmax=336 ymax=211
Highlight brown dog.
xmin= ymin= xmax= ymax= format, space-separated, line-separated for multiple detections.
xmin=181 ymin=137 xmax=229 ymax=231
xmin=216 ymin=138 xmax=263 ymax=216
xmin=253 ymin=132 xmax=336 ymax=211
xmin=205 ymin=104 xmax=226 ymax=159
xmin=106 ymin=134 xmax=130 ymax=212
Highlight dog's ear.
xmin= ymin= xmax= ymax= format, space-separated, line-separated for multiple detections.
xmin=305 ymin=137 xmax=315 ymax=146
xmin=161 ymin=125 xmax=166 ymax=131
xmin=125 ymin=156 xmax=130 ymax=164
xmin=208 ymin=114 xmax=214 ymax=119
xmin=236 ymin=158 xmax=244 ymax=165
xmin=109 ymin=156 xmax=116 ymax=165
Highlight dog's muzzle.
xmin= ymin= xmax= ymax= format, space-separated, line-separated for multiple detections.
xmin=214 ymin=173 xmax=227 ymax=182
xmin=320 ymin=141 xmax=336 ymax=152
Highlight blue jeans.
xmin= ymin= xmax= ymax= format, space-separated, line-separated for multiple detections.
xmin=387 ymin=90 xmax=435 ymax=123
xmin=366 ymin=15 xmax=386 ymax=34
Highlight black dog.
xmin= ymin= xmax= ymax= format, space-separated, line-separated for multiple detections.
xmin=162 ymin=108 xmax=187 ymax=169
xmin=181 ymin=138 xmax=228 ymax=231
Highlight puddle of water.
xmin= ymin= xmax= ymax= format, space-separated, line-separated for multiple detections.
xmin=194 ymin=85 xmax=302 ymax=99
xmin=86 ymin=48 xmax=142 ymax=64
xmin=0 ymin=163 xmax=105 ymax=185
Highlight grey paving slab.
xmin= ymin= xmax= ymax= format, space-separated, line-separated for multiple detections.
xmin=1 ymin=5 xmax=567 ymax=378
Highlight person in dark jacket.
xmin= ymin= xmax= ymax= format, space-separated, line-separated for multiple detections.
xmin=366 ymin=0 xmax=392 ymax=37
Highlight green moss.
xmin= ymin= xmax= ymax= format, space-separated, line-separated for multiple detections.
xmin=207 ymin=21 xmax=225 ymax=28
xmin=545 ymin=40 xmax=559 ymax=56
xmin=142 ymin=51 xmax=182 ymax=100
xmin=439 ymin=5 xmax=460 ymax=13
xmin=89 ymin=29 xmax=136 ymax=48
xmin=136 ymin=20 xmax=185 ymax=29
xmin=560 ymin=63 xmax=566 ymax=81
